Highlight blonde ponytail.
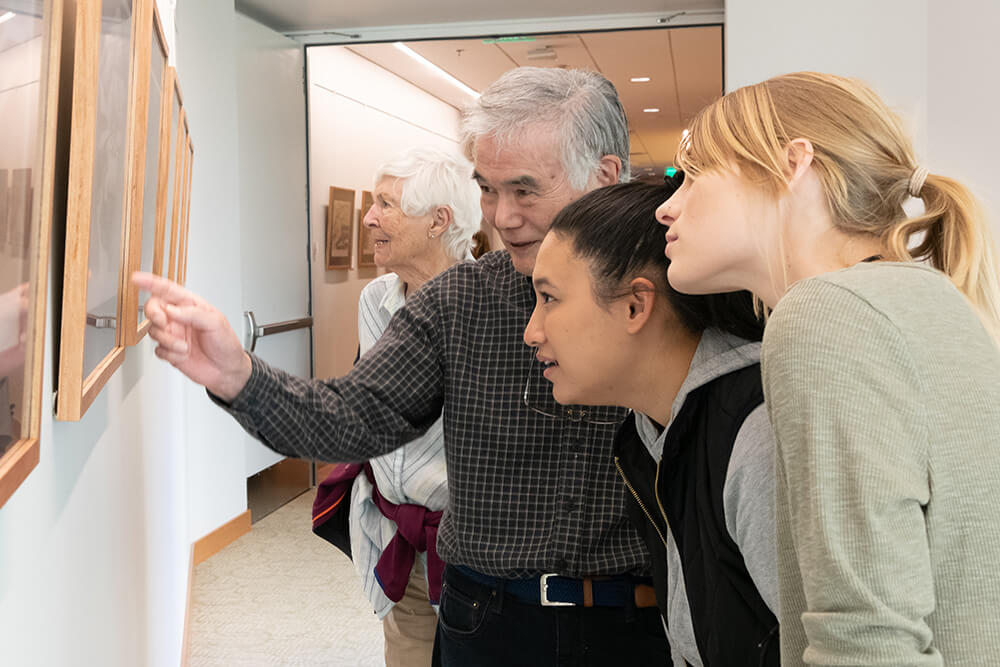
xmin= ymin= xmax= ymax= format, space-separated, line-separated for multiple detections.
xmin=886 ymin=173 xmax=1000 ymax=343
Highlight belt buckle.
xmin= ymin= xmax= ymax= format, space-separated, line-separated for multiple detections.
xmin=539 ymin=573 xmax=574 ymax=607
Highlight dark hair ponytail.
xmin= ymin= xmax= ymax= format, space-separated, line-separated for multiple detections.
xmin=549 ymin=180 xmax=764 ymax=342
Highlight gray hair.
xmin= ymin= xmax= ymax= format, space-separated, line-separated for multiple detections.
xmin=374 ymin=146 xmax=482 ymax=261
xmin=460 ymin=67 xmax=630 ymax=190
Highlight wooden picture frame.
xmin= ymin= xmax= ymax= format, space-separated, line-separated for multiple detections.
xmin=165 ymin=102 xmax=185 ymax=282
xmin=357 ymin=190 xmax=375 ymax=267
xmin=56 ymin=0 xmax=141 ymax=421
xmin=0 ymin=0 xmax=64 ymax=508
xmin=151 ymin=64 xmax=176 ymax=278
xmin=177 ymin=134 xmax=193 ymax=284
xmin=120 ymin=0 xmax=167 ymax=345
xmin=326 ymin=186 xmax=353 ymax=270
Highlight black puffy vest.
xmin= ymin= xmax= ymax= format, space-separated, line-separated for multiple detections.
xmin=613 ymin=364 xmax=779 ymax=667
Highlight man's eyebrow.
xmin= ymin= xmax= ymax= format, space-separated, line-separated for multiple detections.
xmin=472 ymin=172 xmax=540 ymax=188
xmin=507 ymin=175 xmax=540 ymax=188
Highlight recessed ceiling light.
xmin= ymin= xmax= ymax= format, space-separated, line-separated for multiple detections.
xmin=643 ymin=108 xmax=660 ymax=113
xmin=0 ymin=12 xmax=16 ymax=24
xmin=630 ymin=77 xmax=651 ymax=83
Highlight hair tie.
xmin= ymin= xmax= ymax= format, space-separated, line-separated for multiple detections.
xmin=908 ymin=165 xmax=929 ymax=198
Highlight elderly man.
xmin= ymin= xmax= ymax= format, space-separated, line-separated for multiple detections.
xmin=136 ymin=67 xmax=669 ymax=666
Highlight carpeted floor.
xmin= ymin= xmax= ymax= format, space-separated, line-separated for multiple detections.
xmin=188 ymin=492 xmax=385 ymax=666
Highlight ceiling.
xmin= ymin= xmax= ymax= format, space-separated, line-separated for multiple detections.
xmin=328 ymin=25 xmax=722 ymax=180
xmin=233 ymin=1 xmax=724 ymax=180
xmin=234 ymin=0 xmax=723 ymax=33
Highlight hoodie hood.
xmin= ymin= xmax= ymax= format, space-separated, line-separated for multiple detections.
xmin=635 ymin=328 xmax=761 ymax=461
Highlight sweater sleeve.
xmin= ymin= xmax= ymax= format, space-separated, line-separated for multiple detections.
xmin=761 ymin=279 xmax=938 ymax=667
xmin=723 ymin=403 xmax=779 ymax=616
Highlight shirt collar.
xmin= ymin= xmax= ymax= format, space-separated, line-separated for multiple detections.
xmin=379 ymin=274 xmax=407 ymax=318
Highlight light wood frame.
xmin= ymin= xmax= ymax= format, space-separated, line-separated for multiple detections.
xmin=173 ymin=124 xmax=193 ymax=285
xmin=151 ymin=66 xmax=177 ymax=278
xmin=120 ymin=0 xmax=168 ymax=345
xmin=166 ymin=108 xmax=187 ymax=282
xmin=0 ymin=0 xmax=64 ymax=509
xmin=56 ymin=0 xmax=144 ymax=421
xmin=177 ymin=134 xmax=194 ymax=285
xmin=326 ymin=186 xmax=354 ymax=270
xmin=357 ymin=190 xmax=375 ymax=268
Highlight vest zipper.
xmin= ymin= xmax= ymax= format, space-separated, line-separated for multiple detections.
xmin=614 ymin=456 xmax=669 ymax=549
xmin=653 ymin=459 xmax=673 ymax=542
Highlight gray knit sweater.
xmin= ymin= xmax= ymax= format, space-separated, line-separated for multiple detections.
xmin=761 ymin=262 xmax=1000 ymax=666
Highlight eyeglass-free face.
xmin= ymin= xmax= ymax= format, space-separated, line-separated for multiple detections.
xmin=523 ymin=234 xmax=638 ymax=414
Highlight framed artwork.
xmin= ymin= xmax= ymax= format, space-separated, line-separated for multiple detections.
xmin=56 ymin=0 xmax=139 ymax=421
xmin=326 ymin=186 xmax=353 ymax=270
xmin=120 ymin=0 xmax=167 ymax=345
xmin=0 ymin=0 xmax=63 ymax=508
xmin=357 ymin=190 xmax=375 ymax=267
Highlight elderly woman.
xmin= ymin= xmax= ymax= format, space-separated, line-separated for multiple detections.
xmin=350 ymin=145 xmax=481 ymax=667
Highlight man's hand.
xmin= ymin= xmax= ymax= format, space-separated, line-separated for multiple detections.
xmin=133 ymin=272 xmax=252 ymax=401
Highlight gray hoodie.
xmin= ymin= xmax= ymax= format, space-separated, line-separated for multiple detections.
xmin=633 ymin=328 xmax=778 ymax=667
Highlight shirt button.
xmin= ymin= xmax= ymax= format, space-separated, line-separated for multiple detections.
xmin=562 ymin=498 xmax=575 ymax=513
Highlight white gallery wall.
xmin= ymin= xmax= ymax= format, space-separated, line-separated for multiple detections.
xmin=0 ymin=1 xmax=194 ymax=665
xmin=174 ymin=1 xmax=249 ymax=542
xmin=307 ymin=46 xmax=463 ymax=379
xmin=726 ymin=0 xmax=1000 ymax=239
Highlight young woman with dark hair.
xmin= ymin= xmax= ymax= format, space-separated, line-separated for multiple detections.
xmin=524 ymin=180 xmax=779 ymax=666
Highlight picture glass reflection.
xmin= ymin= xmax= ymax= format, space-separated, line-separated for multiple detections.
xmin=0 ymin=3 xmax=44 ymax=455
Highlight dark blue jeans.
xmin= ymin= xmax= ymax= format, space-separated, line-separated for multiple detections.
xmin=432 ymin=565 xmax=671 ymax=667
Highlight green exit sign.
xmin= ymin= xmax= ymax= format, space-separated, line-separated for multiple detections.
xmin=665 ymin=167 xmax=678 ymax=177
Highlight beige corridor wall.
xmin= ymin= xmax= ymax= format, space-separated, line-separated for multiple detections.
xmin=307 ymin=46 xmax=463 ymax=380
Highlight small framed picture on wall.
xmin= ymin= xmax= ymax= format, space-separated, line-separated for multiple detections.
xmin=357 ymin=190 xmax=375 ymax=268
xmin=326 ymin=186 xmax=353 ymax=270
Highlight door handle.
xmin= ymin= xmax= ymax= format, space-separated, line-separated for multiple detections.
xmin=243 ymin=311 xmax=312 ymax=352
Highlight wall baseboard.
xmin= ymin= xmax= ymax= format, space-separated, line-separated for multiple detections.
xmin=181 ymin=546 xmax=194 ymax=667
xmin=192 ymin=510 xmax=252 ymax=565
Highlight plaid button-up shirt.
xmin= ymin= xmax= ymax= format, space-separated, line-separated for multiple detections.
xmin=222 ymin=251 xmax=650 ymax=578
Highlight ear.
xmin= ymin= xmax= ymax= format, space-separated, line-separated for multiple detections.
xmin=593 ymin=155 xmax=623 ymax=187
xmin=623 ymin=277 xmax=657 ymax=335
xmin=784 ymin=138 xmax=815 ymax=188
xmin=429 ymin=205 xmax=454 ymax=238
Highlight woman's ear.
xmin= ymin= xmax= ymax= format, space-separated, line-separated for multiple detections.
xmin=623 ymin=277 xmax=657 ymax=335
xmin=429 ymin=205 xmax=454 ymax=238
xmin=784 ymin=138 xmax=815 ymax=187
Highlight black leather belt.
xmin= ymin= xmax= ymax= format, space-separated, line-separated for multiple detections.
xmin=453 ymin=566 xmax=657 ymax=608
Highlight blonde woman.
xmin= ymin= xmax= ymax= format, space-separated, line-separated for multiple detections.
xmin=656 ymin=71 xmax=1000 ymax=666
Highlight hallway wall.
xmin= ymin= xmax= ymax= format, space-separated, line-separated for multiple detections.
xmin=307 ymin=46 xmax=462 ymax=380
xmin=727 ymin=0 xmax=1000 ymax=239
xmin=0 ymin=2 xmax=193 ymax=664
